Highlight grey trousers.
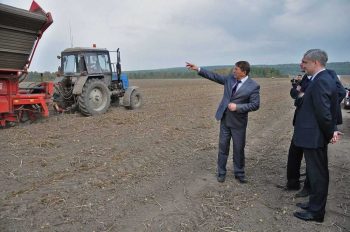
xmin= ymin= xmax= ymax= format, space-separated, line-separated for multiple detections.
xmin=217 ymin=120 xmax=246 ymax=177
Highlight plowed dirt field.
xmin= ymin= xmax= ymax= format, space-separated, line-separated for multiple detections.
xmin=1 ymin=77 xmax=349 ymax=231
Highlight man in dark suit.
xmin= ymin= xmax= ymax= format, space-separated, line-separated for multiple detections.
xmin=282 ymin=73 xmax=312 ymax=192
xmin=293 ymin=49 xmax=339 ymax=222
xmin=186 ymin=61 xmax=260 ymax=184
xmin=285 ymin=70 xmax=346 ymax=198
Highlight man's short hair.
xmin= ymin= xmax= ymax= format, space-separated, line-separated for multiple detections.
xmin=235 ymin=61 xmax=250 ymax=75
xmin=303 ymin=49 xmax=328 ymax=67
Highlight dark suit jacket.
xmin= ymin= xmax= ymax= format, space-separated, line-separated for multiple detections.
xmin=198 ymin=68 xmax=260 ymax=128
xmin=293 ymin=70 xmax=338 ymax=149
xmin=290 ymin=70 xmax=346 ymax=127
xmin=290 ymin=74 xmax=311 ymax=126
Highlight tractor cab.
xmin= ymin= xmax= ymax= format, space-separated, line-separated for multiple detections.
xmin=60 ymin=48 xmax=112 ymax=79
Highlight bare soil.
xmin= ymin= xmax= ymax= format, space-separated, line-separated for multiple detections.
xmin=1 ymin=78 xmax=349 ymax=232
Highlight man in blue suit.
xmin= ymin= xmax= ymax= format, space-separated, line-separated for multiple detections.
xmin=186 ymin=61 xmax=260 ymax=183
xmin=293 ymin=49 xmax=339 ymax=222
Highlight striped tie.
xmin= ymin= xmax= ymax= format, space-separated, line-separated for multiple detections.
xmin=231 ymin=80 xmax=241 ymax=96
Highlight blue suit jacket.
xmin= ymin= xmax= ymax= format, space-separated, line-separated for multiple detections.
xmin=293 ymin=70 xmax=338 ymax=148
xmin=198 ymin=68 xmax=260 ymax=128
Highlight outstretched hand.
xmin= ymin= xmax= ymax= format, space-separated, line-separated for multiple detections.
xmin=186 ymin=62 xmax=199 ymax=71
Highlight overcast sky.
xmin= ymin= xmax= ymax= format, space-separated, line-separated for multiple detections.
xmin=2 ymin=0 xmax=350 ymax=72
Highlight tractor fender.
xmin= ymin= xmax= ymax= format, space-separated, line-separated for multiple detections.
xmin=123 ymin=86 xmax=139 ymax=106
xmin=72 ymin=75 xmax=89 ymax=95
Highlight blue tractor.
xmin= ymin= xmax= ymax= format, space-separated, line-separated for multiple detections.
xmin=54 ymin=47 xmax=142 ymax=115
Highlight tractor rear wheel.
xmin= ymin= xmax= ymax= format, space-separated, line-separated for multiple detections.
xmin=78 ymin=79 xmax=111 ymax=116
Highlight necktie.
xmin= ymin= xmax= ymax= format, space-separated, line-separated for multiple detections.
xmin=231 ymin=80 xmax=241 ymax=96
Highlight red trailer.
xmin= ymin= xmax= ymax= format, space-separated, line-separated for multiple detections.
xmin=0 ymin=1 xmax=53 ymax=127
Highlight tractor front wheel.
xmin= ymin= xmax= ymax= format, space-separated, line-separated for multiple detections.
xmin=126 ymin=89 xmax=142 ymax=110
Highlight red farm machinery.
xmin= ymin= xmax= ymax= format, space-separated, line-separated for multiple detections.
xmin=0 ymin=1 xmax=53 ymax=127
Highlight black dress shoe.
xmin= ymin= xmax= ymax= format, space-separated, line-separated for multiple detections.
xmin=293 ymin=211 xmax=324 ymax=222
xmin=295 ymin=188 xmax=309 ymax=198
xmin=235 ymin=176 xmax=247 ymax=184
xmin=284 ymin=185 xmax=300 ymax=191
xmin=217 ymin=175 xmax=225 ymax=183
xmin=296 ymin=202 xmax=309 ymax=210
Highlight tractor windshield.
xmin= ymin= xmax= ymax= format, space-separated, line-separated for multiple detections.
xmin=62 ymin=54 xmax=81 ymax=75
xmin=84 ymin=53 xmax=111 ymax=74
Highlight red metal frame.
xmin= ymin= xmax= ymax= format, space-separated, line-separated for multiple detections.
xmin=0 ymin=70 xmax=54 ymax=126
xmin=0 ymin=1 xmax=53 ymax=127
